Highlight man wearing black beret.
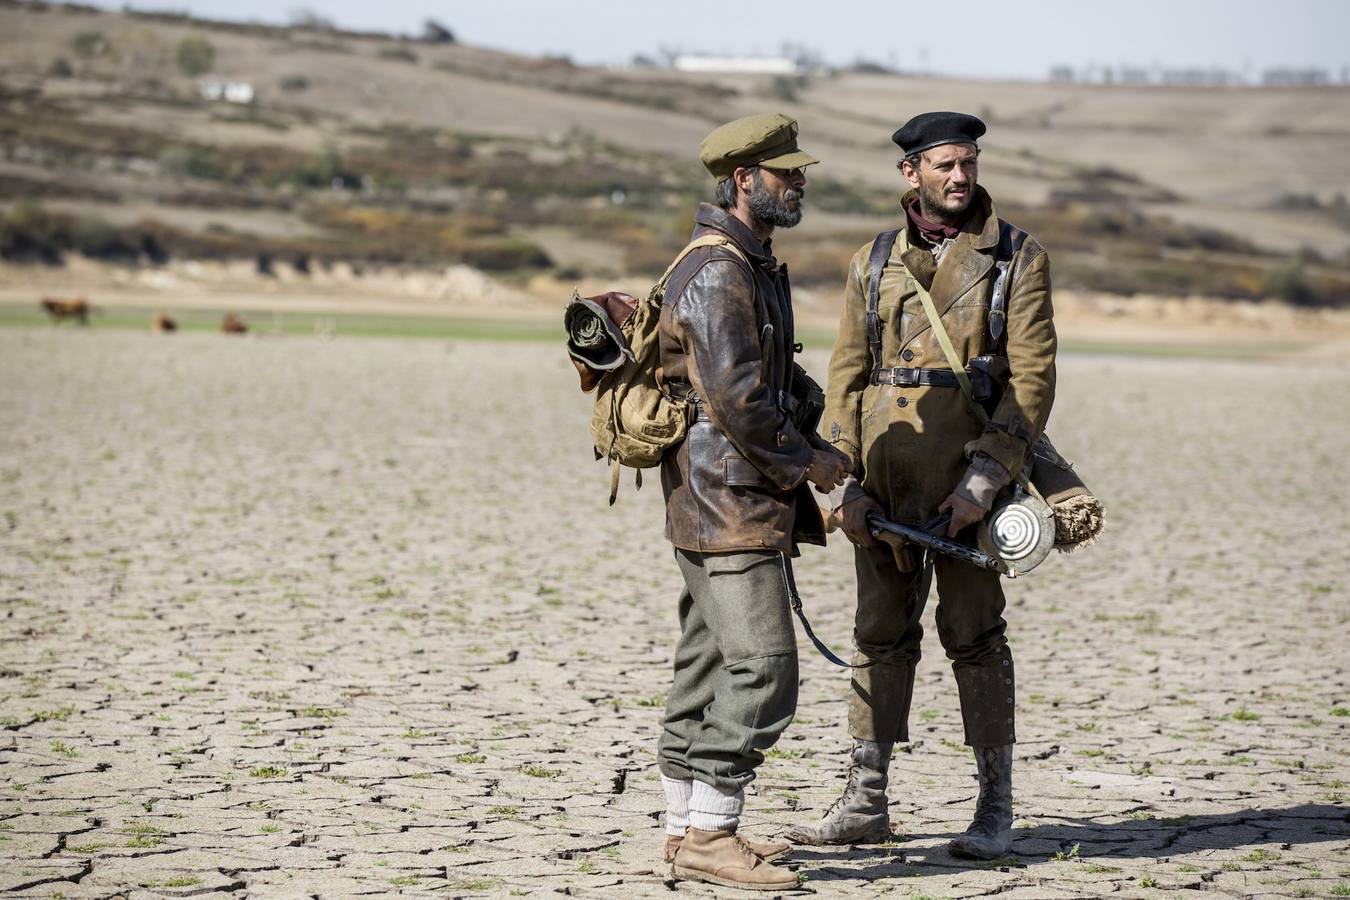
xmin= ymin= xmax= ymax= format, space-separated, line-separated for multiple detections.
xmin=787 ymin=112 xmax=1057 ymax=860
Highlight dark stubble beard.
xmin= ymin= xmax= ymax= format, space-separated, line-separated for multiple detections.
xmin=746 ymin=171 xmax=804 ymax=228
xmin=917 ymin=174 xmax=972 ymax=227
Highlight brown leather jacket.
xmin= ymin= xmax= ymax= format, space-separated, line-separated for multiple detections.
xmin=658 ymin=204 xmax=826 ymax=554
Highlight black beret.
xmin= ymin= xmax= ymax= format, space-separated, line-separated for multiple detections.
xmin=892 ymin=111 xmax=986 ymax=155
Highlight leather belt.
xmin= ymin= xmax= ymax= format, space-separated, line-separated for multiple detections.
xmin=688 ymin=390 xmax=795 ymax=423
xmin=871 ymin=366 xmax=962 ymax=389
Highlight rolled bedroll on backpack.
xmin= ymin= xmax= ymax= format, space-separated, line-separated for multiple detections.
xmin=564 ymin=289 xmax=637 ymax=392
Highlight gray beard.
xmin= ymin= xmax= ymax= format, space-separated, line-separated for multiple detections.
xmin=747 ymin=180 xmax=803 ymax=229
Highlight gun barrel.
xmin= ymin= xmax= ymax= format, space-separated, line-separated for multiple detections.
xmin=867 ymin=515 xmax=1005 ymax=573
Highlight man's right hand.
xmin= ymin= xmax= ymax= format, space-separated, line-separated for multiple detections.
xmin=805 ymin=447 xmax=849 ymax=493
xmin=839 ymin=495 xmax=884 ymax=547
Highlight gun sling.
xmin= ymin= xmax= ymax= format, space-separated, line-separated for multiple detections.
xmin=783 ymin=551 xmax=932 ymax=670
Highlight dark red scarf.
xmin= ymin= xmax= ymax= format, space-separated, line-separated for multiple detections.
xmin=905 ymin=199 xmax=963 ymax=242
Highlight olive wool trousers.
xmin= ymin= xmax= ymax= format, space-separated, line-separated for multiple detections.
xmin=658 ymin=549 xmax=799 ymax=793
xmin=847 ymin=540 xmax=1016 ymax=748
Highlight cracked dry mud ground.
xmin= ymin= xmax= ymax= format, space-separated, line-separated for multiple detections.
xmin=0 ymin=328 xmax=1347 ymax=899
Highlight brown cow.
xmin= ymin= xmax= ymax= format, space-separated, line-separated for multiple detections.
xmin=152 ymin=312 xmax=177 ymax=333
xmin=40 ymin=297 xmax=90 ymax=325
xmin=220 ymin=313 xmax=248 ymax=335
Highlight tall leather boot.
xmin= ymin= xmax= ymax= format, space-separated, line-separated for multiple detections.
xmin=785 ymin=740 xmax=893 ymax=845
xmin=948 ymin=743 xmax=1013 ymax=859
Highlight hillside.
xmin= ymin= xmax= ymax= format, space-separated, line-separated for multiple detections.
xmin=2 ymin=0 xmax=1350 ymax=316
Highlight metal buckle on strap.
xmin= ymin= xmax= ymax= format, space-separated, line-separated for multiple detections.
xmin=874 ymin=367 xmax=980 ymax=390
xmin=874 ymin=367 xmax=919 ymax=387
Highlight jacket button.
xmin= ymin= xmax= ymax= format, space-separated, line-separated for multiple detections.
xmin=901 ymin=349 xmax=914 ymax=361
xmin=896 ymin=397 xmax=908 ymax=408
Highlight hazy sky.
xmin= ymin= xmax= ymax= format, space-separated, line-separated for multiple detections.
xmin=77 ymin=0 xmax=1349 ymax=80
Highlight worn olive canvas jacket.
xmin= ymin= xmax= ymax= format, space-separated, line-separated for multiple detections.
xmin=658 ymin=203 xmax=826 ymax=554
xmin=823 ymin=187 xmax=1056 ymax=525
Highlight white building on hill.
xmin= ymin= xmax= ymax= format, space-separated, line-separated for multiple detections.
xmin=199 ymin=80 xmax=255 ymax=104
xmin=672 ymin=55 xmax=800 ymax=75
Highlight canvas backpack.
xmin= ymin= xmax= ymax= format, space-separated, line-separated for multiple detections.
xmin=589 ymin=233 xmax=747 ymax=503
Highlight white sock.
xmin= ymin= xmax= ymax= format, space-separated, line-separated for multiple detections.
xmin=689 ymin=779 xmax=744 ymax=832
xmin=661 ymin=776 xmax=693 ymax=837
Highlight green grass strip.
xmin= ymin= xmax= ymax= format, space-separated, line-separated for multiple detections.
xmin=0 ymin=302 xmax=1307 ymax=359
xmin=0 ymin=303 xmax=560 ymax=342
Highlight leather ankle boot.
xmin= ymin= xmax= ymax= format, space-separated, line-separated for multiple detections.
xmin=664 ymin=833 xmax=790 ymax=864
xmin=785 ymin=740 xmax=893 ymax=845
xmin=948 ymin=743 xmax=1013 ymax=859
xmin=670 ymin=828 xmax=799 ymax=891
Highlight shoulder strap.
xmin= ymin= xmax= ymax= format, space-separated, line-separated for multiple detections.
xmin=866 ymin=229 xmax=901 ymax=383
xmin=987 ymin=220 xmax=1028 ymax=350
xmin=911 ymin=262 xmax=1043 ymax=495
xmin=654 ymin=233 xmax=748 ymax=298
xmin=604 ymin=235 xmax=749 ymax=504
xmin=912 ymin=276 xmax=987 ymax=425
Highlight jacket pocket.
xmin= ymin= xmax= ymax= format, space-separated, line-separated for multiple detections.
xmin=723 ymin=455 xmax=773 ymax=488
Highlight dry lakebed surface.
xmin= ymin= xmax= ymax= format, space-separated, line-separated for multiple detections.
xmin=1 ymin=329 xmax=1348 ymax=898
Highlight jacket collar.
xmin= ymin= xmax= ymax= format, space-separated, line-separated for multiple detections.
xmin=897 ymin=185 xmax=999 ymax=329
xmin=692 ymin=203 xmax=776 ymax=266
xmin=899 ymin=186 xmax=999 ymax=252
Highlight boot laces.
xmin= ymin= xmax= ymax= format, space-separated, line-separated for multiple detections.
xmin=731 ymin=833 xmax=759 ymax=865
xmin=970 ymin=785 xmax=1001 ymax=833
xmin=968 ymin=748 xmax=1008 ymax=834
xmin=821 ymin=760 xmax=862 ymax=818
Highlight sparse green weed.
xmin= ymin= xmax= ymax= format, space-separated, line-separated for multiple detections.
xmin=297 ymin=706 xmax=345 ymax=719
xmin=1053 ymin=843 xmax=1080 ymax=860
xmin=34 ymin=707 xmax=75 ymax=722
xmin=765 ymin=747 xmax=802 ymax=759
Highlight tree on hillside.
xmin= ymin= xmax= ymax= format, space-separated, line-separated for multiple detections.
xmin=176 ymin=36 xmax=215 ymax=77
xmin=288 ymin=7 xmax=336 ymax=30
xmin=70 ymin=31 xmax=109 ymax=58
xmin=423 ymin=19 xmax=455 ymax=43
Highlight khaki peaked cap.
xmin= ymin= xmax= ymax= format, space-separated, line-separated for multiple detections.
xmin=700 ymin=113 xmax=819 ymax=180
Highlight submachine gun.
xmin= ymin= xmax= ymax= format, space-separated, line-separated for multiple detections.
xmin=865 ymin=511 xmax=1006 ymax=573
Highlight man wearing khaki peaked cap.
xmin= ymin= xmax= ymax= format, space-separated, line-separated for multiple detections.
xmin=788 ymin=111 xmax=1056 ymax=860
xmin=653 ymin=112 xmax=850 ymax=891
